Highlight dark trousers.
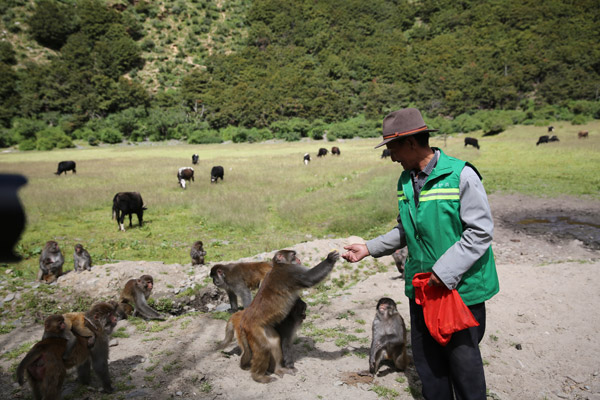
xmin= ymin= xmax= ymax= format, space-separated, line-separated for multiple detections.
xmin=409 ymin=299 xmax=487 ymax=400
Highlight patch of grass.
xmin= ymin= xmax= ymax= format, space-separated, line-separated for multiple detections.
xmin=200 ymin=381 xmax=212 ymax=393
xmin=2 ymin=341 xmax=34 ymax=360
xmin=370 ymin=385 xmax=399 ymax=399
xmin=112 ymin=327 xmax=130 ymax=338
xmin=211 ymin=311 xmax=231 ymax=321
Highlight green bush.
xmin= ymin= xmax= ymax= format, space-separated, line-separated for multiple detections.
xmin=18 ymin=139 xmax=36 ymax=151
xmin=35 ymin=127 xmax=73 ymax=150
xmin=99 ymin=128 xmax=123 ymax=144
xmin=571 ymin=114 xmax=588 ymax=125
xmin=188 ymin=129 xmax=223 ymax=144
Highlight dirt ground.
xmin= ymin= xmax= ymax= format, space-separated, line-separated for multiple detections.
xmin=1 ymin=193 xmax=599 ymax=400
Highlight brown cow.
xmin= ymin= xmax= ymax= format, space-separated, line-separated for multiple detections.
xmin=578 ymin=130 xmax=589 ymax=139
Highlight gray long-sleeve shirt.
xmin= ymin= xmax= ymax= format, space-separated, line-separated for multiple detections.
xmin=365 ymin=149 xmax=494 ymax=290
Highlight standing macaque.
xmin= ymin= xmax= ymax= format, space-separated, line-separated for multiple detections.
xmin=73 ymin=244 xmax=92 ymax=272
xmin=119 ymin=275 xmax=164 ymax=320
xmin=217 ymin=298 xmax=307 ymax=371
xmin=42 ymin=314 xmax=95 ymax=360
xmin=237 ymin=250 xmax=339 ymax=383
xmin=369 ymin=297 xmax=408 ymax=375
xmin=38 ymin=241 xmax=64 ymax=283
xmin=391 ymin=248 xmax=407 ymax=278
xmin=190 ymin=241 xmax=206 ymax=266
xmin=17 ymin=302 xmax=118 ymax=398
xmin=210 ymin=261 xmax=272 ymax=312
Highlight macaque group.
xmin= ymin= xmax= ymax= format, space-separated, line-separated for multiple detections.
xmin=217 ymin=298 xmax=307 ymax=370
xmin=369 ymin=297 xmax=408 ymax=375
xmin=38 ymin=240 xmax=64 ymax=283
xmin=210 ymin=261 xmax=272 ymax=312
xmin=232 ymin=250 xmax=339 ymax=383
xmin=118 ymin=274 xmax=164 ymax=320
xmin=17 ymin=302 xmax=118 ymax=399
xmin=42 ymin=313 xmax=95 ymax=361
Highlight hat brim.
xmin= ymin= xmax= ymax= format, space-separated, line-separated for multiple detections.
xmin=374 ymin=128 xmax=439 ymax=149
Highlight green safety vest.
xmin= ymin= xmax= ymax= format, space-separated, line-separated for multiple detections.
xmin=398 ymin=149 xmax=499 ymax=305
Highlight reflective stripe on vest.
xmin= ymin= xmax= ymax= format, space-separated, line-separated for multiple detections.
xmin=419 ymin=188 xmax=459 ymax=202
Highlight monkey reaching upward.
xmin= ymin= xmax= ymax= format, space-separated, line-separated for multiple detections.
xmin=42 ymin=314 xmax=95 ymax=360
xmin=369 ymin=297 xmax=408 ymax=375
xmin=237 ymin=250 xmax=339 ymax=383
xmin=73 ymin=244 xmax=92 ymax=272
xmin=119 ymin=275 xmax=164 ymax=320
xmin=210 ymin=261 xmax=272 ymax=312
xmin=190 ymin=241 xmax=206 ymax=265
xmin=217 ymin=298 xmax=307 ymax=370
xmin=17 ymin=302 xmax=118 ymax=398
xmin=38 ymin=241 xmax=64 ymax=283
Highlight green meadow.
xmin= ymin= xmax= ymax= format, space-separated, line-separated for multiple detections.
xmin=1 ymin=122 xmax=598 ymax=279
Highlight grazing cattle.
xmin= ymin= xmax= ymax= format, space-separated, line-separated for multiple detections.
xmin=177 ymin=167 xmax=194 ymax=189
xmin=55 ymin=161 xmax=76 ymax=176
xmin=548 ymin=126 xmax=554 ymax=133
xmin=192 ymin=154 xmax=199 ymax=164
xmin=112 ymin=192 xmax=147 ymax=231
xmin=211 ymin=166 xmax=224 ymax=183
xmin=578 ymin=130 xmax=589 ymax=139
xmin=464 ymin=137 xmax=480 ymax=149
xmin=317 ymin=148 xmax=328 ymax=157
xmin=536 ymin=135 xmax=549 ymax=145
xmin=303 ymin=153 xmax=311 ymax=165
xmin=548 ymin=135 xmax=559 ymax=142
xmin=331 ymin=146 xmax=341 ymax=156
xmin=381 ymin=149 xmax=391 ymax=159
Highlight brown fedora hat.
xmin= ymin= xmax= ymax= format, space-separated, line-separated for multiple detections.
xmin=374 ymin=108 xmax=438 ymax=148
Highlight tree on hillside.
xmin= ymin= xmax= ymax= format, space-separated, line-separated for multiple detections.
xmin=28 ymin=0 xmax=77 ymax=50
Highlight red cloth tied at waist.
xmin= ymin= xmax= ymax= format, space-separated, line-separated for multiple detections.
xmin=412 ymin=272 xmax=479 ymax=346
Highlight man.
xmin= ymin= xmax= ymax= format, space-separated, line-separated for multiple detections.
xmin=342 ymin=108 xmax=499 ymax=400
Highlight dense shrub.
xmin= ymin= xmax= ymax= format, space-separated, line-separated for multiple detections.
xmin=99 ymin=127 xmax=123 ymax=144
xmin=188 ymin=129 xmax=223 ymax=144
xmin=35 ymin=127 xmax=73 ymax=150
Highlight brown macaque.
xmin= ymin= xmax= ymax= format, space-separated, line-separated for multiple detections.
xmin=369 ymin=297 xmax=408 ymax=375
xmin=392 ymin=248 xmax=407 ymax=278
xmin=42 ymin=314 xmax=94 ymax=361
xmin=38 ymin=241 xmax=64 ymax=283
xmin=237 ymin=250 xmax=339 ymax=383
xmin=275 ymin=298 xmax=307 ymax=370
xmin=17 ymin=302 xmax=118 ymax=398
xmin=73 ymin=244 xmax=92 ymax=272
xmin=210 ymin=261 xmax=272 ymax=312
xmin=116 ymin=302 xmax=134 ymax=320
xmin=190 ymin=241 xmax=206 ymax=266
xmin=216 ymin=298 xmax=307 ymax=370
xmin=119 ymin=274 xmax=164 ymax=320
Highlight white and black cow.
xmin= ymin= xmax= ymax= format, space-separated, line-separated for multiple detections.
xmin=211 ymin=166 xmax=224 ymax=183
xmin=317 ymin=148 xmax=328 ymax=157
xmin=192 ymin=154 xmax=199 ymax=164
xmin=548 ymin=135 xmax=559 ymax=142
xmin=112 ymin=192 xmax=147 ymax=231
xmin=55 ymin=161 xmax=76 ymax=176
xmin=303 ymin=153 xmax=311 ymax=165
xmin=464 ymin=137 xmax=480 ymax=149
xmin=177 ymin=167 xmax=195 ymax=189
